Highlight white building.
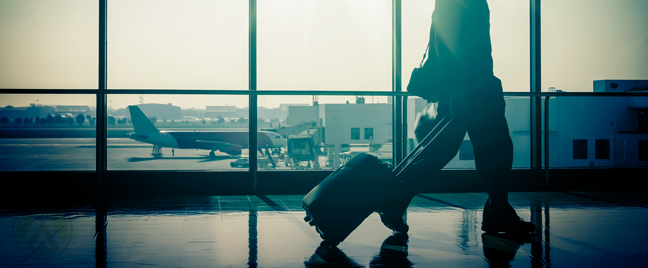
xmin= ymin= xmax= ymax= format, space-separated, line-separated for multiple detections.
xmin=287 ymin=101 xmax=392 ymax=168
xmin=287 ymin=106 xmax=320 ymax=127
xmin=409 ymin=80 xmax=648 ymax=169
xmin=287 ymin=80 xmax=648 ymax=169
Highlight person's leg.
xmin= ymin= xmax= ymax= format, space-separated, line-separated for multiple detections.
xmin=467 ymin=105 xmax=512 ymax=205
xmin=378 ymin=115 xmax=467 ymax=234
xmin=467 ymin=105 xmax=535 ymax=233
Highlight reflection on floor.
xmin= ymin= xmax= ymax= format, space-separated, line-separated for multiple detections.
xmin=1 ymin=191 xmax=647 ymax=267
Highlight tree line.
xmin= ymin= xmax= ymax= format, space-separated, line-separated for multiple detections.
xmin=0 ymin=114 xmax=95 ymax=127
xmin=1 ymin=114 xmax=282 ymax=127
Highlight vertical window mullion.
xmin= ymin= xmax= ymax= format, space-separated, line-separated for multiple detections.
xmin=249 ymin=0 xmax=258 ymax=193
xmin=530 ymin=0 xmax=544 ymax=186
xmin=392 ymin=0 xmax=403 ymax=165
xmin=97 ymin=0 xmax=108 ymax=196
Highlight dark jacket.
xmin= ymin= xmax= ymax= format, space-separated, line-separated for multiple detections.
xmin=430 ymin=0 xmax=504 ymax=114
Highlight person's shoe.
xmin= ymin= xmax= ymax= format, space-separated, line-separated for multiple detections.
xmin=377 ymin=209 xmax=409 ymax=235
xmin=482 ymin=200 xmax=537 ymax=234
xmin=376 ymin=197 xmax=411 ymax=234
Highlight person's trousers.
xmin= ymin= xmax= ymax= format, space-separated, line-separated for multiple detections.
xmin=387 ymin=102 xmax=513 ymax=212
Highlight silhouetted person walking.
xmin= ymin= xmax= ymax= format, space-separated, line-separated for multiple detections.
xmin=379 ymin=0 xmax=535 ymax=235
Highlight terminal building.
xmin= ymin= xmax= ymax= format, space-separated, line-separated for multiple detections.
xmin=204 ymin=105 xmax=237 ymax=119
xmin=0 ymin=105 xmax=55 ymax=119
xmin=55 ymin=105 xmax=91 ymax=116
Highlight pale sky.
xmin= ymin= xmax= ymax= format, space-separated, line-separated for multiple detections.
xmin=1 ymin=0 xmax=646 ymax=109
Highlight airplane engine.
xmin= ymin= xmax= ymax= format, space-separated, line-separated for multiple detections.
xmin=226 ymin=145 xmax=242 ymax=156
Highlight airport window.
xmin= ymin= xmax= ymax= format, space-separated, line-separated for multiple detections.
xmin=459 ymin=140 xmax=474 ymax=161
xmin=5 ymin=0 xmax=647 ymax=184
xmin=573 ymin=139 xmax=588 ymax=160
xmin=258 ymin=95 xmax=392 ymax=170
xmin=640 ymin=141 xmax=648 ymax=161
xmin=106 ymin=95 xmax=250 ymax=171
xmin=403 ymin=1 xmax=530 ymax=92
xmin=257 ymin=0 xmax=392 ymax=91
xmin=364 ymin=128 xmax=373 ymax=140
xmin=107 ymin=0 xmax=248 ymax=90
xmin=351 ymin=128 xmax=360 ymax=140
xmin=0 ymin=94 xmax=96 ymax=171
xmin=595 ymin=139 xmax=610 ymax=159
xmin=0 ymin=1 xmax=98 ymax=89
xmin=542 ymin=0 xmax=647 ymax=92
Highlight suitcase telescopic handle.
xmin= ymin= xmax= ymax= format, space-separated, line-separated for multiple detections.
xmin=393 ymin=115 xmax=455 ymax=178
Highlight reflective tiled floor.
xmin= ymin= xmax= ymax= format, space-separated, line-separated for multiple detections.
xmin=1 ymin=191 xmax=647 ymax=267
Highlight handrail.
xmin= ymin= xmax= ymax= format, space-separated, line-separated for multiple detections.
xmin=1 ymin=88 xmax=646 ymax=97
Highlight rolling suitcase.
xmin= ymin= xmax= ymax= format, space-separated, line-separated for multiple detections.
xmin=302 ymin=115 xmax=456 ymax=246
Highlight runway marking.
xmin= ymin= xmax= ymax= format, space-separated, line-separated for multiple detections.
xmin=0 ymin=155 xmax=32 ymax=168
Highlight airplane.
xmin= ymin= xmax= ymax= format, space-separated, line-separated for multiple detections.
xmin=125 ymin=105 xmax=287 ymax=157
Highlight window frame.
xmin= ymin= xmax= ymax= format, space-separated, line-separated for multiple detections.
xmin=1 ymin=0 xmax=647 ymax=194
xmin=350 ymin=128 xmax=360 ymax=140
xmin=595 ymin=139 xmax=610 ymax=160
xmin=364 ymin=127 xmax=374 ymax=140
xmin=573 ymin=139 xmax=588 ymax=160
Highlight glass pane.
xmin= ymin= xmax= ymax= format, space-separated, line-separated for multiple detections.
xmin=0 ymin=94 xmax=96 ymax=171
xmin=108 ymin=0 xmax=248 ymax=89
xmin=402 ymin=0 xmax=529 ymax=92
xmin=407 ymin=96 xmax=531 ymax=169
xmin=547 ymin=96 xmax=648 ymax=168
xmin=542 ymin=0 xmax=648 ymax=92
xmin=258 ymin=95 xmax=392 ymax=170
xmin=0 ymin=0 xmax=98 ymax=89
xmin=257 ymin=0 xmax=392 ymax=91
xmin=107 ymin=95 xmax=249 ymax=170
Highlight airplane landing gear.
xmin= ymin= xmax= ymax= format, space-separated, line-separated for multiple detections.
xmin=209 ymin=151 xmax=216 ymax=157
xmin=152 ymin=145 xmax=163 ymax=156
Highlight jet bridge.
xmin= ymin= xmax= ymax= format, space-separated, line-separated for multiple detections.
xmin=286 ymin=128 xmax=322 ymax=170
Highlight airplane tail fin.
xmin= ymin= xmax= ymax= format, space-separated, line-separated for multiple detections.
xmin=128 ymin=105 xmax=159 ymax=133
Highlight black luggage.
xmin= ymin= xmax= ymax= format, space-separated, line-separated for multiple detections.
xmin=302 ymin=115 xmax=456 ymax=246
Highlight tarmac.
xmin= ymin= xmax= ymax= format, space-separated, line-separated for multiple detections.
xmin=0 ymin=138 xmax=332 ymax=171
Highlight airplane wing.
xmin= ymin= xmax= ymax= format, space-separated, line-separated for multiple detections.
xmin=195 ymin=140 xmax=242 ymax=155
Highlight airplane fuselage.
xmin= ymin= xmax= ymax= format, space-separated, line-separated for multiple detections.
xmin=126 ymin=130 xmax=286 ymax=154
xmin=125 ymin=105 xmax=286 ymax=156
